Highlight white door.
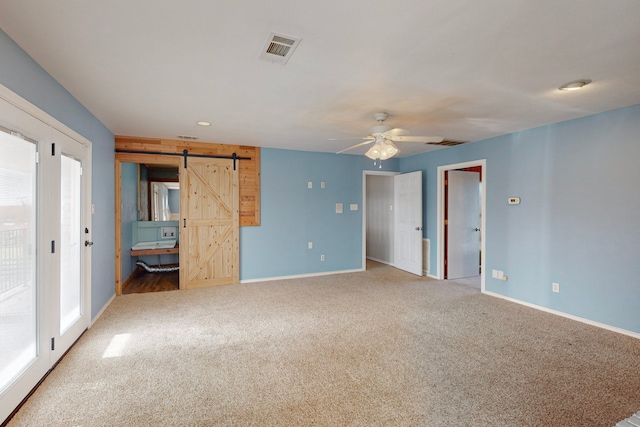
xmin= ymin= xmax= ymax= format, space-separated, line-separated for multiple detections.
xmin=50 ymin=129 xmax=91 ymax=359
xmin=0 ymin=124 xmax=47 ymax=422
xmin=0 ymin=93 xmax=91 ymax=423
xmin=447 ymin=170 xmax=480 ymax=279
xmin=394 ymin=171 xmax=423 ymax=276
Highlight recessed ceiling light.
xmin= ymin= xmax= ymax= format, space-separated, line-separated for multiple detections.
xmin=558 ymin=79 xmax=592 ymax=91
xmin=196 ymin=121 xmax=211 ymax=126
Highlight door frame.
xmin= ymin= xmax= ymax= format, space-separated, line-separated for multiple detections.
xmin=361 ymin=170 xmax=399 ymax=270
xmin=437 ymin=159 xmax=486 ymax=290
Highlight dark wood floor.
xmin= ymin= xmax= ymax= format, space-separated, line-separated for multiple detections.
xmin=122 ymin=266 xmax=179 ymax=294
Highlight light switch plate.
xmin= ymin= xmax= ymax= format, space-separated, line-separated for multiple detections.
xmin=336 ymin=203 xmax=343 ymax=214
xmin=350 ymin=204 xmax=358 ymax=211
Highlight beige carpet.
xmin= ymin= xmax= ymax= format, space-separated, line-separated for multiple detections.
xmin=6 ymin=262 xmax=640 ymax=426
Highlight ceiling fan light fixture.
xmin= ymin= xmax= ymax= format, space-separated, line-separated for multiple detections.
xmin=558 ymin=79 xmax=592 ymax=91
xmin=365 ymin=140 xmax=398 ymax=160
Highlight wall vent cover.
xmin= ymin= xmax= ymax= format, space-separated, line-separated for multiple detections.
xmin=177 ymin=135 xmax=198 ymax=140
xmin=259 ymin=32 xmax=301 ymax=65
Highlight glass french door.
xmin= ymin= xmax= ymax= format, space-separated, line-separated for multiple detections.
xmin=51 ymin=128 xmax=91 ymax=360
xmin=0 ymin=128 xmax=40 ymax=410
xmin=0 ymin=93 xmax=91 ymax=423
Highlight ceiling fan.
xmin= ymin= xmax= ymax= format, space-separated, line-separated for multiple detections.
xmin=333 ymin=113 xmax=443 ymax=166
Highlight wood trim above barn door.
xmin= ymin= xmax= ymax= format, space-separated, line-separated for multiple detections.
xmin=115 ymin=136 xmax=260 ymax=226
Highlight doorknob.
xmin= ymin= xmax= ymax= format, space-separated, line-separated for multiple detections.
xmin=474 ymin=228 xmax=480 ymax=232
xmin=415 ymin=226 xmax=423 ymax=231
xmin=85 ymin=240 xmax=94 ymax=247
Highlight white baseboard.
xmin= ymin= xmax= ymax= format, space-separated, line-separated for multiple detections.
xmin=483 ymin=291 xmax=640 ymax=340
xmin=426 ymin=273 xmax=439 ymax=279
xmin=240 ymin=268 xmax=364 ymax=284
xmin=91 ymin=293 xmax=116 ymax=327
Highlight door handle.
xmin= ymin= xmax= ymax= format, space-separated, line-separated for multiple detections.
xmin=474 ymin=228 xmax=480 ymax=232
xmin=85 ymin=240 xmax=94 ymax=247
xmin=415 ymin=226 xmax=423 ymax=231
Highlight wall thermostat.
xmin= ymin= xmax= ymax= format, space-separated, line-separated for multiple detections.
xmin=508 ymin=197 xmax=521 ymax=205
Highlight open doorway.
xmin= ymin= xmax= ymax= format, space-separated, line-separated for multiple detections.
xmin=119 ymin=162 xmax=180 ymax=294
xmin=437 ymin=160 xmax=486 ymax=291
xmin=362 ymin=170 xmax=424 ymax=276
xmin=362 ymin=171 xmax=397 ymax=269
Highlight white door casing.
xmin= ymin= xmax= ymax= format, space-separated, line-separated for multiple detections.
xmin=394 ymin=171 xmax=423 ymax=276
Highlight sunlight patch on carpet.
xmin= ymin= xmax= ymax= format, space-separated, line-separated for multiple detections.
xmin=102 ymin=334 xmax=131 ymax=358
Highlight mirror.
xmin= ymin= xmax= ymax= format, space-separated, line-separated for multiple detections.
xmin=150 ymin=181 xmax=180 ymax=221
xmin=139 ymin=164 xmax=179 ymax=221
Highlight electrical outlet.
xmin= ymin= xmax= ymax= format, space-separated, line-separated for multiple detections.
xmin=308 ymin=242 xmax=313 ymax=249
xmin=308 ymin=181 xmax=313 ymax=189
xmin=320 ymin=254 xmax=325 ymax=261
xmin=161 ymin=227 xmax=176 ymax=238
xmin=321 ymin=182 xmax=325 ymax=189
xmin=492 ymin=269 xmax=498 ymax=278
xmin=552 ymin=282 xmax=560 ymax=293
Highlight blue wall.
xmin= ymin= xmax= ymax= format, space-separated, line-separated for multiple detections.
xmin=0 ymin=29 xmax=115 ymax=319
xmin=240 ymin=149 xmax=397 ymax=280
xmin=401 ymin=105 xmax=640 ymax=334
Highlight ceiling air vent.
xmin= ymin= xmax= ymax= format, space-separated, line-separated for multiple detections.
xmin=259 ymin=32 xmax=301 ymax=65
xmin=427 ymin=139 xmax=469 ymax=147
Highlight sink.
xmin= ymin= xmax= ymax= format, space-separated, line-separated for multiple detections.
xmin=132 ymin=240 xmax=177 ymax=250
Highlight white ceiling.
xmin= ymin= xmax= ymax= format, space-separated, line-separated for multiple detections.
xmin=1 ymin=0 xmax=639 ymax=157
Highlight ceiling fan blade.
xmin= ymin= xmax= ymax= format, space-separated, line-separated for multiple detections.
xmin=328 ymin=136 xmax=373 ymax=141
xmin=383 ymin=128 xmax=409 ymax=137
xmin=389 ymin=135 xmax=444 ymax=143
xmin=336 ymin=139 xmax=375 ymax=154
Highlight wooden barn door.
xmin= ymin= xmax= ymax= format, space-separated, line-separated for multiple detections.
xmin=180 ymin=158 xmax=239 ymax=289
